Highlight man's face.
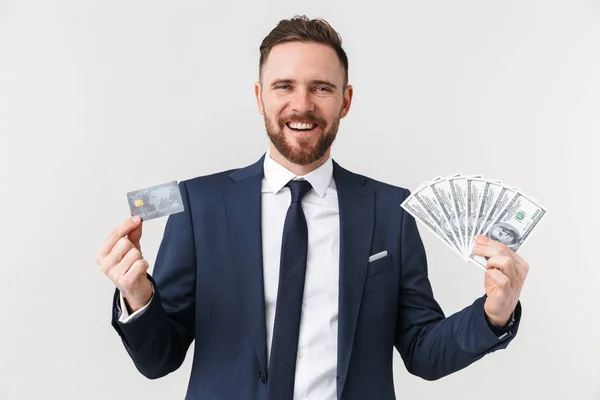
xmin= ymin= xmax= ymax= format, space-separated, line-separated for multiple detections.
xmin=491 ymin=226 xmax=516 ymax=244
xmin=255 ymin=41 xmax=352 ymax=165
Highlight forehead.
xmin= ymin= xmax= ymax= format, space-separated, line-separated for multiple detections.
xmin=262 ymin=41 xmax=344 ymax=85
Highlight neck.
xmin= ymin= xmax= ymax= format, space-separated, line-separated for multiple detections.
xmin=268 ymin=144 xmax=330 ymax=176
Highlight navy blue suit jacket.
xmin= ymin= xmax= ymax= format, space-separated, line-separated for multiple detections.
xmin=111 ymin=155 xmax=521 ymax=399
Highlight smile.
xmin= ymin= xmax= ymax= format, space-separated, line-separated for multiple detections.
xmin=285 ymin=121 xmax=318 ymax=132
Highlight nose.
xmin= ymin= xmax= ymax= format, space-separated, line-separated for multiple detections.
xmin=289 ymin=87 xmax=315 ymax=113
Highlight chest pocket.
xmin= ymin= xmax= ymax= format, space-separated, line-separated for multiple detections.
xmin=365 ymin=253 xmax=393 ymax=278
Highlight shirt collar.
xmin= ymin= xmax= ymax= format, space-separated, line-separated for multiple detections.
xmin=263 ymin=148 xmax=334 ymax=198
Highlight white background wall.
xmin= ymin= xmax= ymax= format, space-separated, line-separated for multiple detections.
xmin=1 ymin=1 xmax=599 ymax=399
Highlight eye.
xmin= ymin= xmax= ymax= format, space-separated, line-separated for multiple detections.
xmin=276 ymin=85 xmax=291 ymax=90
xmin=315 ymin=87 xmax=331 ymax=92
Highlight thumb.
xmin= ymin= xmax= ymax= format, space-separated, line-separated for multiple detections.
xmin=128 ymin=217 xmax=143 ymax=251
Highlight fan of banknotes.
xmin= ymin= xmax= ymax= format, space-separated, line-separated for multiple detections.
xmin=400 ymin=174 xmax=547 ymax=269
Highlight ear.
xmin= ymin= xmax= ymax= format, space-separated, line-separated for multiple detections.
xmin=254 ymin=82 xmax=264 ymax=116
xmin=339 ymin=84 xmax=353 ymax=118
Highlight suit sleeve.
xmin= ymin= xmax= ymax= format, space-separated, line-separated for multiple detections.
xmin=394 ymin=189 xmax=522 ymax=381
xmin=111 ymin=181 xmax=197 ymax=379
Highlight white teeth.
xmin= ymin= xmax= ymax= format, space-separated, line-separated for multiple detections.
xmin=288 ymin=122 xmax=315 ymax=130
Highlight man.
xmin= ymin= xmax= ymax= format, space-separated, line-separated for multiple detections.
xmin=96 ymin=15 xmax=528 ymax=400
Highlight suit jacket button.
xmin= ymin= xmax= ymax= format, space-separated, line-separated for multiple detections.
xmin=259 ymin=372 xmax=266 ymax=383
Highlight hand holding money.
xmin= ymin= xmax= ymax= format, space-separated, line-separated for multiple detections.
xmin=472 ymin=234 xmax=529 ymax=327
xmin=401 ymin=174 xmax=547 ymax=325
xmin=95 ymin=216 xmax=152 ymax=312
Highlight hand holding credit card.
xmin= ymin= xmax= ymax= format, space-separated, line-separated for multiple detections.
xmin=126 ymin=180 xmax=185 ymax=221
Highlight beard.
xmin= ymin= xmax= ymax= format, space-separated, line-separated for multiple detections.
xmin=264 ymin=109 xmax=340 ymax=165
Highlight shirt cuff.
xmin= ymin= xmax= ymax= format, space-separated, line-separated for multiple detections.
xmin=117 ymin=283 xmax=155 ymax=324
xmin=485 ymin=302 xmax=521 ymax=340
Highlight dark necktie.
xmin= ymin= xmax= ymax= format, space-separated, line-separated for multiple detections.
xmin=266 ymin=179 xmax=313 ymax=400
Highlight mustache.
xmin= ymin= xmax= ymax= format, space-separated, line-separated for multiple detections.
xmin=277 ymin=111 xmax=326 ymax=127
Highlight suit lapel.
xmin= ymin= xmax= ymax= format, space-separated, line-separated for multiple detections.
xmin=333 ymin=161 xmax=375 ymax=398
xmin=224 ymin=155 xmax=268 ymax=374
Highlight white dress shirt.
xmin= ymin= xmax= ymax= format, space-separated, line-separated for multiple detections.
xmin=119 ymin=150 xmax=340 ymax=399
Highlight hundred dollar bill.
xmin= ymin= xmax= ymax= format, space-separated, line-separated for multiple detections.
xmin=478 ymin=185 xmax=519 ymax=240
xmin=469 ymin=191 xmax=547 ymax=267
xmin=466 ymin=177 xmax=487 ymax=251
xmin=411 ymin=183 xmax=463 ymax=253
xmin=472 ymin=180 xmax=503 ymax=244
xmin=401 ymin=187 xmax=463 ymax=257
xmin=449 ymin=175 xmax=481 ymax=255
xmin=430 ymin=177 xmax=464 ymax=252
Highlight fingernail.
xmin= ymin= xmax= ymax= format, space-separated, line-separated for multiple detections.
xmin=133 ymin=216 xmax=141 ymax=224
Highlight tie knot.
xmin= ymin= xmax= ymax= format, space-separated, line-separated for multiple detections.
xmin=287 ymin=179 xmax=312 ymax=203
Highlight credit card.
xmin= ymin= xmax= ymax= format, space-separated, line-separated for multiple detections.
xmin=126 ymin=180 xmax=184 ymax=221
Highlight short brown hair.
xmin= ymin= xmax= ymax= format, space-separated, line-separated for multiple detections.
xmin=259 ymin=15 xmax=349 ymax=87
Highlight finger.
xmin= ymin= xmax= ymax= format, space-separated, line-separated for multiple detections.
xmin=473 ymin=237 xmax=515 ymax=263
xmin=100 ymin=237 xmax=135 ymax=275
xmin=471 ymin=243 xmax=499 ymax=258
xmin=109 ymin=247 xmax=143 ymax=281
xmin=475 ymin=234 xmax=510 ymax=250
xmin=509 ymin=248 xmax=525 ymax=264
xmin=485 ymin=267 xmax=511 ymax=290
xmin=512 ymin=255 xmax=530 ymax=282
xmin=474 ymin=234 xmax=512 ymax=255
xmin=125 ymin=259 xmax=150 ymax=281
xmin=486 ymin=255 xmax=518 ymax=284
xmin=475 ymin=234 xmax=529 ymax=281
xmin=510 ymin=250 xmax=528 ymax=269
xmin=96 ymin=216 xmax=142 ymax=263
xmin=476 ymin=233 xmax=523 ymax=255
xmin=118 ymin=259 xmax=150 ymax=290
xmin=127 ymin=222 xmax=143 ymax=251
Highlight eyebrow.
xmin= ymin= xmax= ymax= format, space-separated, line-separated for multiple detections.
xmin=270 ymin=79 xmax=338 ymax=90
